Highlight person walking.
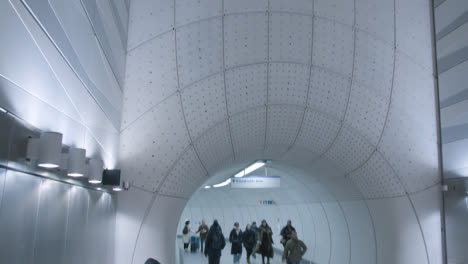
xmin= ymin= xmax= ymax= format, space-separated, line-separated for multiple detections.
xmin=280 ymin=220 xmax=296 ymax=248
xmin=282 ymin=231 xmax=307 ymax=264
xmin=243 ymin=224 xmax=256 ymax=264
xmin=182 ymin=220 xmax=191 ymax=251
xmin=205 ymin=220 xmax=226 ymax=264
xmin=229 ymin=222 xmax=243 ymax=264
xmin=196 ymin=220 xmax=210 ymax=253
xmin=252 ymin=219 xmax=274 ymax=264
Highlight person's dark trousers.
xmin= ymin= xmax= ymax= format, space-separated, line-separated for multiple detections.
xmin=209 ymin=255 xmax=220 ymax=264
xmin=262 ymin=254 xmax=270 ymax=264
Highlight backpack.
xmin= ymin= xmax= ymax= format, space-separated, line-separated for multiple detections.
xmin=212 ymin=230 xmax=225 ymax=250
xmin=183 ymin=226 xmax=188 ymax=235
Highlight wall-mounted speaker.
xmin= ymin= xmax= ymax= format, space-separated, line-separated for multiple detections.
xmin=102 ymin=169 xmax=121 ymax=186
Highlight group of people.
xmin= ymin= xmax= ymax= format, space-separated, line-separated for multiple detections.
xmin=182 ymin=219 xmax=307 ymax=264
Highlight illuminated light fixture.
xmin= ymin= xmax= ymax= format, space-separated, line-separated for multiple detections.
xmin=37 ymin=132 xmax=63 ymax=168
xmin=0 ymin=107 xmax=7 ymax=113
xmin=113 ymin=186 xmax=122 ymax=191
xmin=213 ymin=178 xmax=231 ymax=188
xmin=67 ymin=148 xmax=86 ymax=177
xmin=88 ymin=159 xmax=104 ymax=184
xmin=234 ymin=161 xmax=266 ymax=178
xmin=244 ymin=161 xmax=265 ymax=175
xmin=97 ymin=187 xmax=102 ymax=191
xmin=234 ymin=171 xmax=245 ymax=178
xmin=204 ymin=186 xmax=211 ymax=189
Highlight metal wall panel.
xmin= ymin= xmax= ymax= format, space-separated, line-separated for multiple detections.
xmin=34 ymin=180 xmax=70 ymax=264
xmin=0 ymin=170 xmax=42 ymax=264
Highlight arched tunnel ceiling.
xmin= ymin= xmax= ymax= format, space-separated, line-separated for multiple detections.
xmin=119 ymin=0 xmax=439 ymax=201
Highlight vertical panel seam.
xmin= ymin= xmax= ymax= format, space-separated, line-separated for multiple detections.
xmin=221 ymin=0 xmax=237 ymax=161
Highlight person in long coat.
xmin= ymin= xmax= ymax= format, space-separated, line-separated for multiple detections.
xmin=229 ymin=222 xmax=243 ymax=264
xmin=252 ymin=219 xmax=274 ymax=264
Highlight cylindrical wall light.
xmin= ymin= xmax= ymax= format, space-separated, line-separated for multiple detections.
xmin=67 ymin=148 xmax=86 ymax=177
xmin=38 ymin=132 xmax=63 ymax=168
xmin=88 ymin=159 xmax=103 ymax=184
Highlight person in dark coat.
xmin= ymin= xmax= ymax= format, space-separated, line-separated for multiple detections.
xmin=252 ymin=219 xmax=274 ymax=264
xmin=204 ymin=220 xmax=226 ymax=264
xmin=243 ymin=224 xmax=256 ymax=264
xmin=229 ymin=222 xmax=243 ymax=264
xmin=280 ymin=220 xmax=296 ymax=248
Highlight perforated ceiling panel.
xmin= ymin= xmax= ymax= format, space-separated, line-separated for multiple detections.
xmin=120 ymin=94 xmax=190 ymax=191
xmin=268 ymin=63 xmax=309 ymax=106
xmin=159 ymin=146 xmax=207 ymax=198
xmin=269 ymin=13 xmax=313 ymax=64
xmin=123 ymin=32 xmax=177 ymax=126
xmin=230 ymin=106 xmax=266 ymax=155
xmin=176 ymin=18 xmax=223 ymax=88
xmin=308 ymin=66 xmax=351 ymax=119
xmin=312 ymin=17 xmax=354 ymax=77
xmin=324 ymin=125 xmax=375 ymax=173
xmin=315 ymin=0 xmax=354 ymax=26
xmin=175 ymin=0 xmax=221 ymax=26
xmin=121 ymin=0 xmax=438 ymax=198
xmin=126 ymin=0 xmax=173 ymax=49
xmin=265 ymin=105 xmax=304 ymax=156
xmin=355 ymin=0 xmax=394 ymax=44
xmin=270 ymin=0 xmax=313 ymax=15
xmin=225 ymin=63 xmax=267 ymax=115
xmin=181 ymin=73 xmax=227 ymax=140
xmin=349 ymin=151 xmax=406 ymax=199
xmin=224 ymin=13 xmax=268 ymax=68
xmin=194 ymin=121 xmax=233 ymax=173
xmin=295 ymin=110 xmax=341 ymax=156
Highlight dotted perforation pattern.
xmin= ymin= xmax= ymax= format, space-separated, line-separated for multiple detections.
xmin=269 ymin=0 xmax=314 ymax=15
xmin=194 ymin=120 xmax=234 ymax=172
xmin=295 ymin=109 xmax=342 ymax=156
xmin=268 ymin=63 xmax=310 ymax=106
xmin=224 ymin=13 xmax=269 ymax=68
xmin=230 ymin=106 xmax=267 ymax=155
xmin=378 ymin=102 xmax=439 ymax=193
xmin=122 ymin=31 xmax=178 ymax=126
xmin=377 ymin=51 xmax=438 ymax=193
xmin=308 ymin=66 xmax=351 ymax=120
xmin=266 ymin=104 xmax=305 ymax=147
xmin=159 ymin=146 xmax=208 ymax=198
xmin=312 ymin=17 xmax=354 ymax=78
xmin=224 ymin=0 xmax=269 ymax=14
xmin=355 ymin=0 xmax=395 ymax=45
xmin=176 ymin=17 xmax=223 ymax=88
xmin=395 ymin=0 xmax=433 ymax=70
xmin=348 ymin=150 xmax=406 ymax=199
xmin=343 ymin=81 xmax=390 ymax=146
xmin=314 ymin=0 xmax=354 ymax=26
xmin=269 ymin=12 xmax=313 ymax=64
xmin=175 ymin=0 xmax=222 ymax=27
xmin=225 ymin=63 xmax=268 ymax=115
xmin=181 ymin=73 xmax=227 ymax=140
xmin=127 ymin=0 xmax=174 ymax=50
xmin=324 ymin=125 xmax=376 ymax=173
xmin=353 ymin=30 xmax=395 ymax=99
xmin=119 ymin=94 xmax=190 ymax=191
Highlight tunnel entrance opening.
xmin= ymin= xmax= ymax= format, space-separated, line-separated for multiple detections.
xmin=175 ymin=158 xmax=369 ymax=264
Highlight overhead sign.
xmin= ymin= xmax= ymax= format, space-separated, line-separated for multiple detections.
xmin=231 ymin=176 xmax=280 ymax=189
